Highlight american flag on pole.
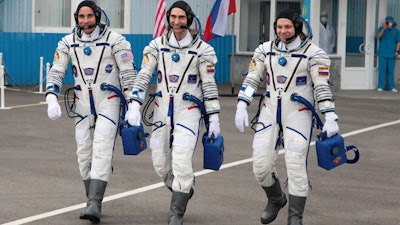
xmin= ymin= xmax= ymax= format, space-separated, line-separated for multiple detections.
xmin=204 ymin=0 xmax=236 ymax=42
xmin=153 ymin=0 xmax=166 ymax=38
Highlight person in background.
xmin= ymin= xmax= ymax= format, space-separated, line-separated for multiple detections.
xmin=125 ymin=1 xmax=221 ymax=225
xmin=45 ymin=0 xmax=137 ymax=222
xmin=319 ymin=11 xmax=336 ymax=54
xmin=376 ymin=16 xmax=400 ymax=92
xmin=235 ymin=9 xmax=339 ymax=225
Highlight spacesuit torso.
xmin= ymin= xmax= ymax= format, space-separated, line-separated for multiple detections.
xmin=133 ymin=31 xmax=220 ymax=128
xmin=46 ymin=25 xmax=136 ymax=181
xmin=239 ymin=37 xmax=334 ymax=117
xmin=48 ymin=25 xmax=136 ymax=108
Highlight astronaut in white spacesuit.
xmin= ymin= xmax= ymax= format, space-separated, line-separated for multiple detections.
xmin=45 ymin=1 xmax=137 ymax=222
xmin=126 ymin=1 xmax=220 ymax=224
xmin=235 ymin=9 xmax=339 ymax=225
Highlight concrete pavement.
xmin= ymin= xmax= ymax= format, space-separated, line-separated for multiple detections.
xmin=0 ymin=84 xmax=399 ymax=225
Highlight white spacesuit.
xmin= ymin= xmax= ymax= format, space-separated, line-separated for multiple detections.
xmin=126 ymin=1 xmax=220 ymax=224
xmin=239 ymin=33 xmax=334 ymax=197
xmin=45 ymin=1 xmax=136 ymax=222
xmin=235 ymin=9 xmax=339 ymax=225
xmin=131 ymin=9 xmax=219 ymax=193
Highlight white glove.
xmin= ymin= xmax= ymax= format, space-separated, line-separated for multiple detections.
xmin=322 ymin=112 xmax=339 ymax=138
xmin=235 ymin=101 xmax=249 ymax=132
xmin=126 ymin=101 xmax=141 ymax=126
xmin=46 ymin=94 xmax=61 ymax=120
xmin=208 ymin=114 xmax=220 ymax=138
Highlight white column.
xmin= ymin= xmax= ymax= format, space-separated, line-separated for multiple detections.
xmin=35 ymin=56 xmax=45 ymax=94
xmin=0 ymin=64 xmax=11 ymax=109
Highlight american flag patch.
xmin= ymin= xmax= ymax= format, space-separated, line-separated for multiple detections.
xmin=318 ymin=66 xmax=329 ymax=76
xmin=207 ymin=64 xmax=215 ymax=74
xmin=121 ymin=51 xmax=133 ymax=63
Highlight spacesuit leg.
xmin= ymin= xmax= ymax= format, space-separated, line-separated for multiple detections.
xmin=90 ymin=114 xmax=119 ymax=182
xmin=151 ymin=125 xmax=174 ymax=189
xmin=252 ymin=109 xmax=280 ymax=187
xmin=170 ymin=108 xmax=199 ymax=193
xmin=170 ymin=135 xmax=196 ymax=194
xmin=283 ymin=111 xmax=312 ymax=197
xmin=284 ymin=111 xmax=312 ymax=225
xmin=76 ymin=116 xmax=93 ymax=181
xmin=166 ymin=108 xmax=199 ymax=225
xmin=80 ymin=102 xmax=119 ymax=221
xmin=252 ymin=108 xmax=287 ymax=224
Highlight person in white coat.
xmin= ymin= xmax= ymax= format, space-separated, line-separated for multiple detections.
xmin=235 ymin=9 xmax=339 ymax=225
xmin=319 ymin=11 xmax=336 ymax=54
xmin=126 ymin=1 xmax=221 ymax=225
xmin=45 ymin=1 xmax=137 ymax=222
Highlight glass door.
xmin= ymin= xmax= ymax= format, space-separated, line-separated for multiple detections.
xmin=340 ymin=0 xmax=377 ymax=89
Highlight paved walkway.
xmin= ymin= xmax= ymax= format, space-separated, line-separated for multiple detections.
xmin=0 ymin=84 xmax=399 ymax=225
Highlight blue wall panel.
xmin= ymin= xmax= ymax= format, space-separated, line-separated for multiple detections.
xmin=0 ymin=32 xmax=234 ymax=86
xmin=0 ymin=32 xmax=68 ymax=86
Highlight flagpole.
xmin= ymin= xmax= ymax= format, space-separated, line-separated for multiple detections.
xmin=230 ymin=9 xmax=235 ymax=95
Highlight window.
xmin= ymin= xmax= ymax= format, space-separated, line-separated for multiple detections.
xmin=239 ymin=0 xmax=301 ymax=52
xmin=95 ymin=0 xmax=125 ymax=28
xmin=34 ymin=0 xmax=71 ymax=31
xmin=33 ymin=0 xmax=129 ymax=33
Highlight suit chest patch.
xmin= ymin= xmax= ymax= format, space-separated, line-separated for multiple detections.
xmin=277 ymin=75 xmax=287 ymax=84
xmin=188 ymin=74 xmax=197 ymax=83
xmin=296 ymin=76 xmax=307 ymax=85
xmin=169 ymin=75 xmax=180 ymax=83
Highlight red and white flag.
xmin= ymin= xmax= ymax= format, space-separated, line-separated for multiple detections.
xmin=153 ymin=0 xmax=166 ymax=38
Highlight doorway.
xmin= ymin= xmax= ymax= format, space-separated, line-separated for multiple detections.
xmin=340 ymin=0 xmax=377 ymax=89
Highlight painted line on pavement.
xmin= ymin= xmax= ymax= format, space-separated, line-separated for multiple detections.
xmin=3 ymin=119 xmax=400 ymax=225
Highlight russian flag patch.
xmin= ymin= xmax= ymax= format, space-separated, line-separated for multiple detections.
xmin=318 ymin=66 xmax=329 ymax=76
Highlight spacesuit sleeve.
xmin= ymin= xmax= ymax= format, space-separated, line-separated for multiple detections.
xmin=198 ymin=42 xmax=220 ymax=114
xmin=309 ymin=45 xmax=335 ymax=113
xmin=46 ymin=36 xmax=71 ymax=97
xmin=110 ymin=32 xmax=137 ymax=101
xmin=237 ymin=43 xmax=267 ymax=104
xmin=131 ymin=39 xmax=159 ymax=104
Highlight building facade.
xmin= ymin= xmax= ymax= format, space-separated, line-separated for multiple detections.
xmin=1 ymin=0 xmax=400 ymax=90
